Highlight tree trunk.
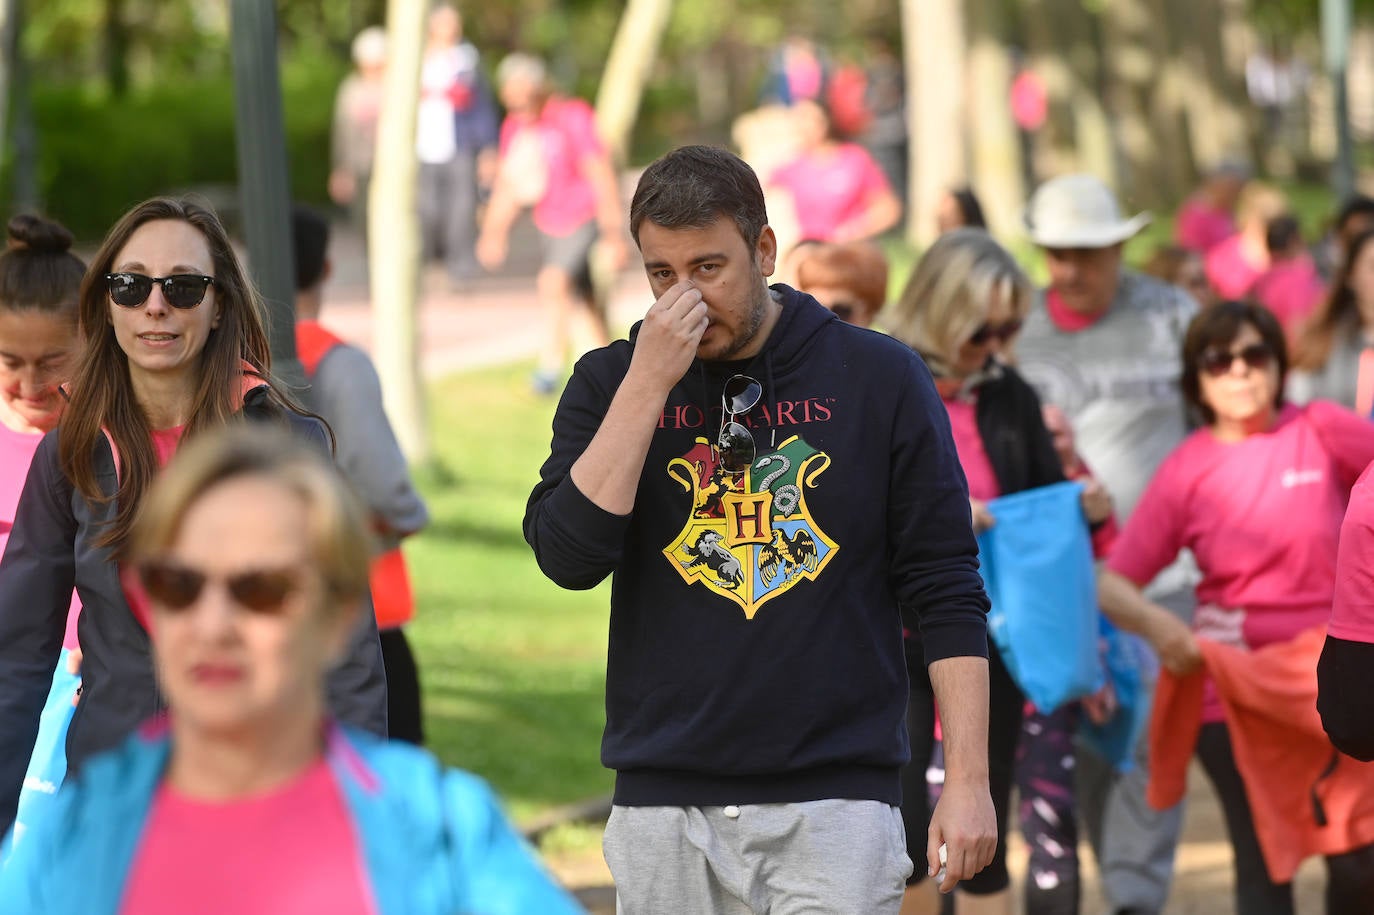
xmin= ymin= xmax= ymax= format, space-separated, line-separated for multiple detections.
xmin=1100 ymin=0 xmax=1190 ymax=208
xmin=105 ymin=0 xmax=129 ymax=96
xmin=594 ymin=0 xmax=674 ymax=165
xmin=1169 ymin=0 xmax=1255 ymax=171
xmin=370 ymin=0 xmax=430 ymax=464
xmin=1023 ymin=0 xmax=1117 ymax=188
xmin=902 ymin=0 xmax=967 ymax=245
xmin=0 ymin=0 xmax=16 ymax=164
xmin=965 ymin=0 xmax=1023 ymax=237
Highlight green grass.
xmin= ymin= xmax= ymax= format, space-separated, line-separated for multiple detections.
xmin=407 ymin=362 xmax=613 ymax=823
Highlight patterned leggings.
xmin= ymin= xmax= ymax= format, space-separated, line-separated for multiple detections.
xmin=1015 ymin=702 xmax=1082 ymax=915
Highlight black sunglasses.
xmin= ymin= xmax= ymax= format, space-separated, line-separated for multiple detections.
xmin=138 ymin=559 xmax=300 ymax=615
xmin=1199 ymin=342 xmax=1275 ymax=378
xmin=106 ymin=272 xmax=216 ymax=310
xmin=717 ymin=374 xmax=762 ymax=474
xmin=968 ymin=319 xmax=1023 ymax=346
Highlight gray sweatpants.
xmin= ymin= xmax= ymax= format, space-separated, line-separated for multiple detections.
xmin=1077 ymin=585 xmax=1193 ymax=914
xmin=603 ymin=800 xmax=912 ymax=914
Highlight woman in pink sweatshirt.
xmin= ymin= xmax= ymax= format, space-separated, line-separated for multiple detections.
xmin=1098 ymin=300 xmax=1374 ymax=913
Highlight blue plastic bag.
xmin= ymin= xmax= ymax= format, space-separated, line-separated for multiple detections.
xmin=11 ymin=648 xmax=80 ymax=849
xmin=977 ymin=481 xmax=1102 ymax=714
xmin=1080 ymin=617 xmax=1151 ymax=772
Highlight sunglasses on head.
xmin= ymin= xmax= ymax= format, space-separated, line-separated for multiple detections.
xmin=828 ymin=302 xmax=857 ymax=323
xmin=105 ymin=272 xmax=216 ymax=310
xmin=1198 ymin=342 xmax=1275 ymax=377
xmin=968 ymin=319 xmax=1023 ymax=346
xmin=138 ymin=559 xmax=300 ymax=615
xmin=716 ymin=374 xmax=762 ymax=474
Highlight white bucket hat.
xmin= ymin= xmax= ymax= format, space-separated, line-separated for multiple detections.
xmin=1023 ymin=174 xmax=1151 ymax=248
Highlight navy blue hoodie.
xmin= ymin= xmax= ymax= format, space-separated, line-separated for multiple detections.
xmin=525 ymin=285 xmax=989 ymax=807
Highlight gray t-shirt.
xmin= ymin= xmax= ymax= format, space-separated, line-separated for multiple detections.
xmin=1016 ymin=270 xmax=1198 ymax=522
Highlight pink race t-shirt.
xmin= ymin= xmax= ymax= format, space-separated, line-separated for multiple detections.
xmin=498 ymin=96 xmax=604 ymax=238
xmin=769 ymin=144 xmax=892 ymax=242
xmin=1252 ymin=255 xmax=1326 ymax=333
xmin=1205 ymin=234 xmax=1266 ymax=301
xmin=941 ymin=396 xmax=1001 ymax=502
xmin=121 ymin=427 xmax=186 ymax=632
xmin=1175 ymin=198 xmax=1235 ymax=254
xmin=1 ymin=421 xmax=82 ymax=648
xmin=1109 ymin=402 xmax=1374 ymax=647
xmin=119 ymin=758 xmax=376 ymax=915
xmin=1108 ymin=402 xmax=1374 ymax=721
xmin=1331 ymin=462 xmax=1374 ymax=643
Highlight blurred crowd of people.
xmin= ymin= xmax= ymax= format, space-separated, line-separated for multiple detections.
xmin=5 ymin=9 xmax=1374 ymax=915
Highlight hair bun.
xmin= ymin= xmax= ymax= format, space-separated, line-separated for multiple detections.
xmin=7 ymin=213 xmax=75 ymax=254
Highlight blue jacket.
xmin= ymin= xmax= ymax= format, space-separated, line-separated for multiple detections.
xmin=0 ymin=725 xmax=585 ymax=915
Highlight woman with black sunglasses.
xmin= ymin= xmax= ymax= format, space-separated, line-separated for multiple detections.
xmin=0 ymin=425 xmax=582 ymax=913
xmin=0 ymin=197 xmax=387 ymax=839
xmin=1099 ymin=300 xmax=1374 ymax=914
xmin=888 ymin=228 xmax=1113 ymax=915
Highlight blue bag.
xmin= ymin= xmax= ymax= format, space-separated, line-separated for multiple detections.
xmin=1080 ymin=617 xmax=1151 ymax=772
xmin=12 ymin=648 xmax=80 ymax=849
xmin=977 ymin=481 xmax=1102 ymax=714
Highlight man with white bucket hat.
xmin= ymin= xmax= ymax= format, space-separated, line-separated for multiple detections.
xmin=1015 ymin=174 xmax=1199 ymax=915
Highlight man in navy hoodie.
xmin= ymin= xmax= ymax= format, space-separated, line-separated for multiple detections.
xmin=525 ymin=145 xmax=995 ymax=913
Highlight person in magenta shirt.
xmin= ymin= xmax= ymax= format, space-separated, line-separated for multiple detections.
xmin=1204 ymin=182 xmax=1287 ymax=301
xmin=1251 ymin=216 xmax=1325 ymax=335
xmin=1174 ymin=163 xmax=1247 ymax=254
xmin=1098 ymin=300 xmax=1374 ymax=913
xmin=0 ymin=214 xmax=85 ymax=844
xmin=888 ymin=229 xmax=1111 ymax=915
xmin=767 ymin=99 xmax=902 ymax=244
xmin=477 ymin=52 xmax=627 ymax=396
xmin=1289 ymin=228 xmax=1374 ymax=413
xmin=1319 ymin=462 xmax=1374 ymax=760
xmin=0 ymin=426 xmax=583 ymax=914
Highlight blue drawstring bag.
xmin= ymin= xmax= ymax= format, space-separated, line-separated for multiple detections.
xmin=11 ymin=647 xmax=80 ymax=850
xmin=977 ymin=481 xmax=1103 ymax=714
xmin=1080 ymin=616 xmax=1151 ymax=772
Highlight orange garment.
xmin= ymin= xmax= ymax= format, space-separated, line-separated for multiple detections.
xmin=1147 ymin=625 xmax=1374 ymax=883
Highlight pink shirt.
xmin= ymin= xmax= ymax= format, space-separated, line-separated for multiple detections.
xmin=499 ymin=96 xmax=604 ymax=237
xmin=941 ymin=396 xmax=1001 ymax=502
xmin=1 ymin=421 xmax=81 ymax=648
xmin=770 ymin=144 xmax=892 ymax=242
xmin=1252 ymin=255 xmax=1326 ymax=333
xmin=1175 ymin=198 xmax=1235 ymax=253
xmin=1205 ymin=234 xmax=1266 ymax=301
xmin=119 ymin=758 xmax=375 ymax=915
xmin=1044 ymin=289 xmax=1106 ymax=332
xmin=1330 ymin=462 xmax=1374 ymax=643
xmin=1109 ymin=402 xmax=1374 ymax=648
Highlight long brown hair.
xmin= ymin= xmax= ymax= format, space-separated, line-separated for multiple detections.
xmin=1292 ymin=227 xmax=1374 ymax=371
xmin=59 ymin=196 xmax=295 ymax=554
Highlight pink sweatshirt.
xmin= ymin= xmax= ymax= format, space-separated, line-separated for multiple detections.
xmin=1109 ymin=402 xmax=1374 ymax=650
xmin=1 ymin=422 xmax=80 ymax=649
xmin=770 ymin=144 xmax=892 ymax=242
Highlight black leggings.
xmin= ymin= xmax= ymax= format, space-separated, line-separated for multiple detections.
xmin=1196 ymin=722 xmax=1374 ymax=915
xmin=379 ymin=627 xmax=424 ymax=745
xmin=902 ymin=644 xmax=1024 ymax=895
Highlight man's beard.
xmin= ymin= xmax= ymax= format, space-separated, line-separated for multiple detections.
xmin=713 ymin=283 xmax=771 ymax=361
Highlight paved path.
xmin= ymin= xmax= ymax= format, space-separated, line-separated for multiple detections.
xmin=316 ymin=219 xmax=648 ymax=380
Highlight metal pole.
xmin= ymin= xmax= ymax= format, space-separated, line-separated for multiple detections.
xmin=229 ymin=0 xmax=304 ymax=391
xmin=1322 ymin=0 xmax=1356 ymax=202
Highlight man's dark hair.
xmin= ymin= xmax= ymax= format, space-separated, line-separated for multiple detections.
xmin=291 ymin=203 xmax=331 ymax=292
xmin=630 ymin=145 xmax=769 ymax=250
xmin=1264 ymin=214 xmax=1301 ymax=255
xmin=1335 ymin=195 xmax=1374 ymax=235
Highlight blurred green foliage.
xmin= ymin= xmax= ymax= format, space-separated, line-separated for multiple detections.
xmin=2 ymin=46 xmax=345 ymax=241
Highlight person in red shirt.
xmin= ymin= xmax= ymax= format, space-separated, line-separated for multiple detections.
xmin=477 ymin=53 xmax=627 ymax=396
